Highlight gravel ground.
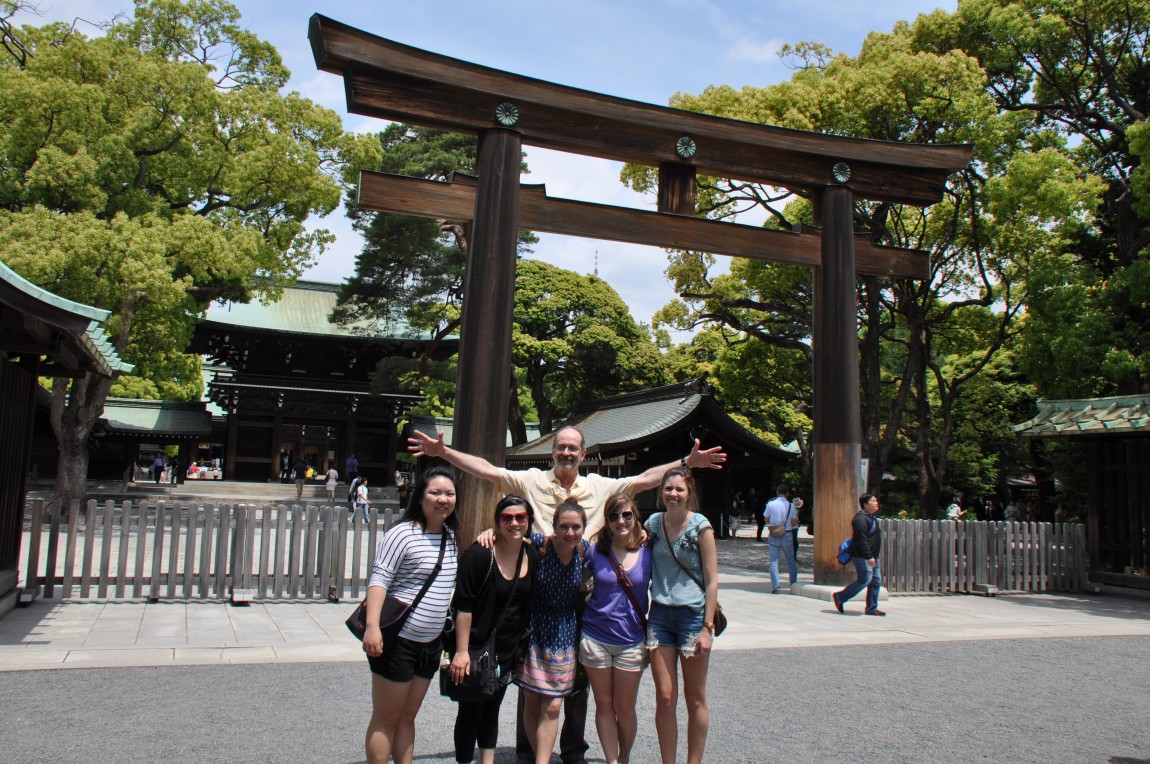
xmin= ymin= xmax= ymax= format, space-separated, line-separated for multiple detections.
xmin=4 ymin=635 xmax=1148 ymax=763
xmin=716 ymin=528 xmax=815 ymax=575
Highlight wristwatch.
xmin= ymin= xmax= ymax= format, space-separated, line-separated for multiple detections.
xmin=702 ymin=621 xmax=715 ymax=633
xmin=680 ymin=456 xmax=689 ymax=467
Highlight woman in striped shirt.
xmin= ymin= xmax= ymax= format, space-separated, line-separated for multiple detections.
xmin=364 ymin=466 xmax=460 ymax=764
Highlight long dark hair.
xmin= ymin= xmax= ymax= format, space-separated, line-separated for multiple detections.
xmin=400 ymin=465 xmax=459 ymax=534
xmin=657 ymin=465 xmax=698 ymax=512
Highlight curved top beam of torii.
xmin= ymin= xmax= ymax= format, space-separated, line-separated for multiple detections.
xmin=309 ymin=14 xmax=970 ymax=207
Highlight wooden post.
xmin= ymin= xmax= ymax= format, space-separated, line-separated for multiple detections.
xmin=812 ymin=185 xmax=861 ymax=585
xmin=452 ymin=128 xmax=522 ymax=545
xmin=657 ymin=163 xmax=696 ymax=216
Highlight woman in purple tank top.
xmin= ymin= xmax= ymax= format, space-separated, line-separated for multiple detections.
xmin=580 ymin=493 xmax=652 ymax=764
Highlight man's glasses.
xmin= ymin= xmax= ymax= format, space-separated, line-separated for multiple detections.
xmin=499 ymin=512 xmax=529 ymax=524
xmin=607 ymin=511 xmax=634 ymax=523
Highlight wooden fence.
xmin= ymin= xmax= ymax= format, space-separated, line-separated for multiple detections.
xmin=878 ymin=519 xmax=1088 ymax=594
xmin=20 ymin=499 xmax=399 ymax=603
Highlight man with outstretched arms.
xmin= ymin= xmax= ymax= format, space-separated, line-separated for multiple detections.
xmin=408 ymin=425 xmax=726 ymax=537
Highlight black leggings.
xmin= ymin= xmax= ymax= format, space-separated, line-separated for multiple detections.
xmin=453 ymin=683 xmax=509 ymax=762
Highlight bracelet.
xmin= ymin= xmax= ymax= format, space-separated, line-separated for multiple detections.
xmin=680 ymin=456 xmax=688 ymax=468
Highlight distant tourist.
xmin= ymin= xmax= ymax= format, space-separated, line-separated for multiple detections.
xmin=294 ymin=456 xmax=309 ymax=500
xmin=325 ymin=466 xmax=339 ymax=504
xmin=764 ymin=484 xmax=798 ymax=594
xmin=356 ymin=477 xmax=372 ymax=523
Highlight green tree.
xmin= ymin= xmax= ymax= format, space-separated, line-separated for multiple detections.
xmin=627 ymin=19 xmax=1100 ymax=514
xmin=916 ymin=0 xmax=1150 ymax=394
xmin=0 ymin=0 xmax=378 ymax=505
xmin=513 ymin=259 xmax=670 ymax=436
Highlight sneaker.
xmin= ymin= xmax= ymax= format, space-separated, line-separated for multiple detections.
xmin=832 ymin=592 xmax=844 ymax=613
xmin=865 ymin=609 xmax=887 ymax=616
xmin=771 ymin=588 xmax=780 ymax=594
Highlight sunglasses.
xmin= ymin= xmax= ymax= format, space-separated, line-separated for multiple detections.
xmin=607 ymin=511 xmax=634 ymax=523
xmin=499 ymin=511 xmax=529 ymax=524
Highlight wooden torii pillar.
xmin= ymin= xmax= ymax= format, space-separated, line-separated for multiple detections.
xmin=310 ymin=16 xmax=970 ymax=582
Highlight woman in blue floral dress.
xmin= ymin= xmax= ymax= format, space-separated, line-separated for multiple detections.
xmin=515 ymin=499 xmax=588 ymax=764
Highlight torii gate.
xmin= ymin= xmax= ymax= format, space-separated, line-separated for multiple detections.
xmin=309 ymin=15 xmax=971 ymax=584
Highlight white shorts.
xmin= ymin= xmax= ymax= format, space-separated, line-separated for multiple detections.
xmin=579 ymin=634 xmax=647 ymax=672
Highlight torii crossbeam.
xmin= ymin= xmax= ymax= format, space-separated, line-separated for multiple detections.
xmin=310 ymin=15 xmax=971 ymax=584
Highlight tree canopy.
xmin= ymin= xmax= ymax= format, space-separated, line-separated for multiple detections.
xmin=0 ymin=0 xmax=379 ymax=503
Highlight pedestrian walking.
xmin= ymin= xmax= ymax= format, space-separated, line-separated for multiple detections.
xmin=832 ymin=493 xmax=885 ymax=617
xmin=764 ymin=484 xmax=798 ymax=594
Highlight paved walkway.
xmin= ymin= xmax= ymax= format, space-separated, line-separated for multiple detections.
xmin=4 ymin=558 xmax=1150 ymax=671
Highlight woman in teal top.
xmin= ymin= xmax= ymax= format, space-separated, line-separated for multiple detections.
xmin=643 ymin=466 xmax=718 ymax=764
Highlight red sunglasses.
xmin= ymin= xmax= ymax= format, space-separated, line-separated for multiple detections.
xmin=499 ymin=511 xmax=529 ymax=524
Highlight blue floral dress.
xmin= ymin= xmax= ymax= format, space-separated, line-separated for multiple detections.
xmin=514 ymin=533 xmax=587 ymax=697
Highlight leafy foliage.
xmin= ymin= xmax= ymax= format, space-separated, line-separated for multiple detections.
xmin=0 ymin=0 xmax=378 ymax=502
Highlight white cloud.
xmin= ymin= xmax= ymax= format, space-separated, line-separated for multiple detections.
xmin=726 ymin=36 xmax=783 ymax=64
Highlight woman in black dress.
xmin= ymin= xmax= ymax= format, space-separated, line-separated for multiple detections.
xmin=448 ymin=495 xmax=539 ymax=764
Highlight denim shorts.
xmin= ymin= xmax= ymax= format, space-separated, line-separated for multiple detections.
xmin=646 ymin=602 xmax=705 ymax=654
xmin=366 ymin=635 xmax=442 ymax=683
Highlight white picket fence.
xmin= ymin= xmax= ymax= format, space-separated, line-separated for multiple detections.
xmin=20 ymin=499 xmax=399 ymax=602
xmin=879 ymin=519 xmax=1088 ymax=594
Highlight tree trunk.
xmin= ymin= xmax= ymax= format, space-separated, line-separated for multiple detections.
xmin=507 ymin=371 xmax=527 ymax=446
xmin=50 ymin=373 xmax=113 ymax=512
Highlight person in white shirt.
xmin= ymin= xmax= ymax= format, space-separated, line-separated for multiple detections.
xmin=763 ymin=484 xmax=798 ymax=594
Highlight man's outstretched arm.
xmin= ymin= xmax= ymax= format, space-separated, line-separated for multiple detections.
xmin=407 ymin=429 xmax=504 ymax=485
xmin=631 ymin=438 xmax=727 ymax=492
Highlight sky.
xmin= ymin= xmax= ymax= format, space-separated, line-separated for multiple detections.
xmin=19 ymin=0 xmax=957 ymax=332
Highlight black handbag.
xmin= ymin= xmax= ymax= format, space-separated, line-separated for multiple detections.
xmin=346 ymin=531 xmax=448 ymax=644
xmin=440 ymin=543 xmax=525 ymax=703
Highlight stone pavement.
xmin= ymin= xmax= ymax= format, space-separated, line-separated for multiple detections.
xmin=4 ymin=549 xmax=1150 ymax=671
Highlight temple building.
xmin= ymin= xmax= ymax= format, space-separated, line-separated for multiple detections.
xmin=1013 ymin=396 xmax=1150 ymax=591
xmin=187 ymin=281 xmax=455 ymax=482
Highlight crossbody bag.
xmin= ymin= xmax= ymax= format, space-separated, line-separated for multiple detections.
xmin=440 ymin=542 xmax=527 ymax=702
xmin=660 ymin=517 xmax=727 ymax=637
xmin=346 ymin=529 xmax=448 ymax=644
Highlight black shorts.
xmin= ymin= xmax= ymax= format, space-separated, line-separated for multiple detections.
xmin=366 ymin=636 xmax=442 ymax=683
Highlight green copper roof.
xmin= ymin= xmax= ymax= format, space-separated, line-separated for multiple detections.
xmin=0 ymin=260 xmax=133 ymax=377
xmin=1011 ymin=395 xmax=1150 ymax=437
xmin=204 ymin=281 xmax=443 ymax=341
xmin=100 ymin=399 xmax=212 ymax=436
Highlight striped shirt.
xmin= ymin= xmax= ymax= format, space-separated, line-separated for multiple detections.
xmin=369 ymin=521 xmax=458 ymax=643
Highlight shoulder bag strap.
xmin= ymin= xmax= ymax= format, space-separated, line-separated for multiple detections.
xmin=405 ymin=529 xmax=449 ymax=616
xmin=662 ymin=517 xmax=706 ymax=593
xmin=609 ymin=548 xmax=647 ymax=628
xmin=482 ymin=542 xmax=527 ymax=650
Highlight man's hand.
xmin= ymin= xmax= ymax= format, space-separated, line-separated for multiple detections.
xmin=408 ymin=429 xmax=446 ymax=458
xmin=686 ymin=439 xmax=727 ymax=470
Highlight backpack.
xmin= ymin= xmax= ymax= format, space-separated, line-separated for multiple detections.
xmin=837 ymin=513 xmax=878 ymax=565
xmin=347 ymin=477 xmax=361 ymax=501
